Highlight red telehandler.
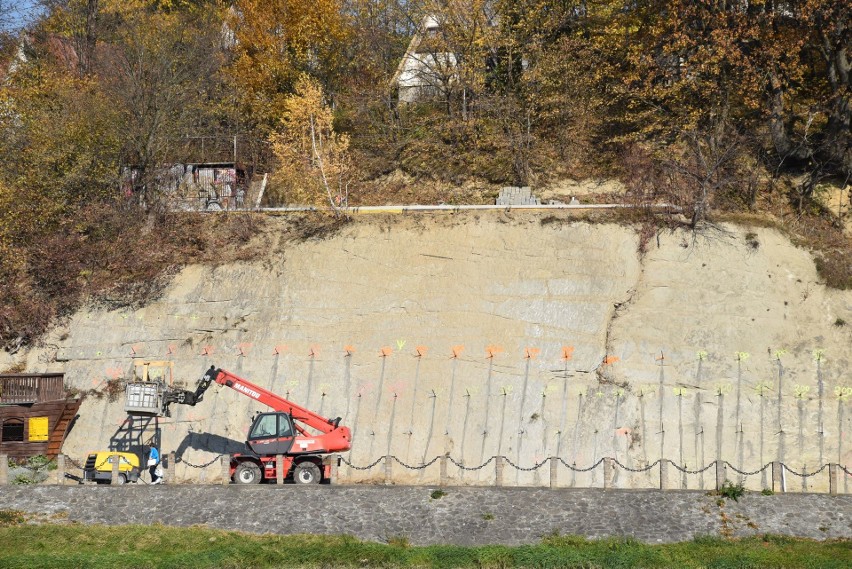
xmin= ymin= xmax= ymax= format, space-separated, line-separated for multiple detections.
xmin=163 ymin=365 xmax=351 ymax=484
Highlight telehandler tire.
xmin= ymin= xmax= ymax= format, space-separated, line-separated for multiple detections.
xmin=234 ymin=462 xmax=261 ymax=484
xmin=293 ymin=462 xmax=321 ymax=484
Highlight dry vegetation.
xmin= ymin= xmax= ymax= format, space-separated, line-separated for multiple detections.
xmin=0 ymin=204 xmax=268 ymax=351
xmin=0 ymin=1 xmax=849 ymax=350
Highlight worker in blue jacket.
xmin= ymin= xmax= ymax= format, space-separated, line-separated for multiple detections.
xmin=147 ymin=443 xmax=161 ymax=484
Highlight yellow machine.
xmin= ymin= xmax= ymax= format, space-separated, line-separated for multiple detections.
xmin=82 ymin=451 xmax=141 ymax=484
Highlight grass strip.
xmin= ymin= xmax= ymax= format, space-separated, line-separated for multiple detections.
xmin=0 ymin=524 xmax=849 ymax=568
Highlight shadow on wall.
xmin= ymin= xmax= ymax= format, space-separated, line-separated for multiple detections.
xmin=174 ymin=432 xmax=248 ymax=463
xmin=109 ymin=415 xmax=161 ymax=464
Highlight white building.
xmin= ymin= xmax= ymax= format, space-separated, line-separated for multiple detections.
xmin=392 ymin=15 xmax=459 ymax=103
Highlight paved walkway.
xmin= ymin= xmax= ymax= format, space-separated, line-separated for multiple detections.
xmin=1 ymin=486 xmax=849 ymax=545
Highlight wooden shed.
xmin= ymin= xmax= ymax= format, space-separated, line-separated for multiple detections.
xmin=0 ymin=373 xmax=80 ymax=460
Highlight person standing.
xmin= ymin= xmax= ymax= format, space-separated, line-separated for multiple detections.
xmin=148 ymin=444 xmax=161 ymax=484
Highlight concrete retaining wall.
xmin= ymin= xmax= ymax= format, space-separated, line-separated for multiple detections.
xmin=0 ymin=485 xmax=849 ymax=545
xmin=3 ymin=216 xmax=851 ymax=490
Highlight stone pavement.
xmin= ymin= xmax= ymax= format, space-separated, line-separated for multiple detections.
xmin=0 ymin=485 xmax=849 ymax=545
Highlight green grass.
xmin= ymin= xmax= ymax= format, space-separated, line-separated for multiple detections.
xmin=0 ymin=524 xmax=848 ymax=568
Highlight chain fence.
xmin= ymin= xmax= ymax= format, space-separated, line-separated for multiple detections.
xmin=180 ymin=454 xmax=225 ymax=469
xmin=781 ymin=463 xmax=829 ymax=478
xmin=336 ymin=455 xmax=836 ymax=478
xmin=336 ymin=455 xmax=848 ymax=493
xmin=3 ymin=452 xmax=848 ymax=493
xmin=723 ymin=461 xmax=772 ymax=477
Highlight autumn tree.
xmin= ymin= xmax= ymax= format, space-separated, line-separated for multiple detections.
xmin=0 ymin=63 xmax=122 ymax=224
xmin=39 ymin=0 xmax=103 ymax=76
xmin=336 ymin=0 xmax=415 ymax=171
xmin=225 ymin=0 xmax=349 ymax=137
xmin=96 ymin=1 xmax=229 ymax=203
xmin=270 ymin=75 xmax=351 ymax=213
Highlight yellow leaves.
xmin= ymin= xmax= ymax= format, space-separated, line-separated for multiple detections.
xmin=226 ymin=0 xmax=349 ymax=130
xmin=269 ymin=75 xmax=351 ymax=210
xmin=0 ymin=56 xmax=121 ymax=216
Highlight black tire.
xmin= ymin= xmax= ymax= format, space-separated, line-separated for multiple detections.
xmin=234 ymin=462 xmax=262 ymax=484
xmin=116 ymin=473 xmax=127 ymax=485
xmin=293 ymin=462 xmax=321 ymax=484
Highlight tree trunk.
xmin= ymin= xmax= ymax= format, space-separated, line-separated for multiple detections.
xmin=768 ymin=69 xmax=792 ymax=160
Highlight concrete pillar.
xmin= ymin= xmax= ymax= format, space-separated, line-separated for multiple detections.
xmin=1 ymin=454 xmax=9 ymax=485
xmin=111 ymin=455 xmax=120 ymax=485
xmin=771 ymin=462 xmax=784 ymax=493
xmin=384 ymin=455 xmax=392 ymax=484
xmin=440 ymin=455 xmax=448 ymax=486
xmin=220 ymin=456 xmax=230 ymax=485
xmin=165 ymin=452 xmax=175 ymax=484
xmin=325 ymin=455 xmax=339 ymax=484
xmin=56 ymin=454 xmax=66 ymax=485
xmin=276 ymin=455 xmax=284 ymax=485
xmin=549 ymin=457 xmax=558 ymax=488
xmin=603 ymin=458 xmax=612 ymax=489
xmin=659 ymin=460 xmax=669 ymax=490
xmin=715 ymin=460 xmax=726 ymax=490
xmin=829 ymin=464 xmax=838 ymax=495
xmin=495 ymin=456 xmax=504 ymax=487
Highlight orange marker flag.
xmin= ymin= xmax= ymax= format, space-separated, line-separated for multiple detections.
xmin=525 ymin=347 xmax=541 ymax=359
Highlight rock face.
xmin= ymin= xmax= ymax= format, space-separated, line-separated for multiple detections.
xmin=5 ymin=215 xmax=851 ymax=490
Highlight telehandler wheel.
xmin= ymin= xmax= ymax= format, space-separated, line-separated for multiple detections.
xmin=293 ymin=462 xmax=321 ymax=484
xmin=234 ymin=462 xmax=262 ymax=484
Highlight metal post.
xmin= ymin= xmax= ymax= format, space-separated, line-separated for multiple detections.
xmin=715 ymin=460 xmax=726 ymax=490
xmin=111 ymin=455 xmax=120 ymax=485
xmin=660 ymin=459 xmax=669 ymax=490
xmin=440 ymin=455 xmax=448 ymax=486
xmin=495 ymin=456 xmax=504 ymax=487
xmin=1 ymin=453 xmax=8 ymax=485
xmin=276 ymin=455 xmax=284 ymax=485
xmin=603 ymin=457 xmax=612 ymax=489
xmin=384 ymin=455 xmax=392 ymax=484
xmin=56 ymin=454 xmax=66 ymax=485
xmin=549 ymin=457 xmax=558 ymax=488
xmin=829 ymin=464 xmax=838 ymax=495
xmin=220 ymin=456 xmax=230 ymax=485
xmin=771 ymin=462 xmax=783 ymax=493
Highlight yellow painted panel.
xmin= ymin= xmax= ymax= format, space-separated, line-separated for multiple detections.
xmin=29 ymin=417 xmax=49 ymax=441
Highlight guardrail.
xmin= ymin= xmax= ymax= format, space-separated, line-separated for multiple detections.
xmin=256 ymin=203 xmax=681 ymax=215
